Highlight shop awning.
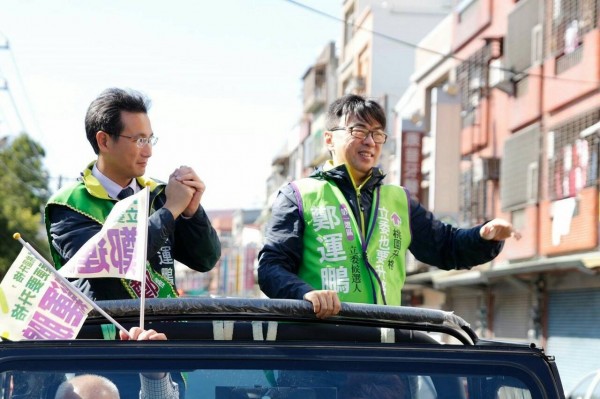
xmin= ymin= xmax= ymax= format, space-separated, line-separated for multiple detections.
xmin=405 ymin=251 xmax=600 ymax=289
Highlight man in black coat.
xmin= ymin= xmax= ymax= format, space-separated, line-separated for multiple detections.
xmin=45 ymin=88 xmax=220 ymax=300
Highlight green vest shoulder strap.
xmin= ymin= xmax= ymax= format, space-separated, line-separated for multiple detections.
xmin=46 ymin=168 xmax=163 ymax=224
xmin=47 ymin=181 xmax=115 ymax=224
xmin=44 ymin=170 xmax=164 ymax=269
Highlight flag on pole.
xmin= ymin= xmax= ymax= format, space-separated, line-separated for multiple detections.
xmin=0 ymin=247 xmax=93 ymax=341
xmin=58 ymin=187 xmax=149 ymax=282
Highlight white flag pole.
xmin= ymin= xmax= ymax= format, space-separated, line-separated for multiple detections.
xmin=13 ymin=233 xmax=131 ymax=338
xmin=139 ymin=185 xmax=151 ymax=330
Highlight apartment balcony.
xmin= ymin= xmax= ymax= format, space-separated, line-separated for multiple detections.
xmin=539 ymin=187 xmax=598 ymax=256
xmin=303 ymin=129 xmax=329 ymax=168
xmin=303 ymin=87 xmax=327 ymax=114
xmin=303 ymin=65 xmax=327 ymax=114
xmin=544 ymin=29 xmax=600 ymax=113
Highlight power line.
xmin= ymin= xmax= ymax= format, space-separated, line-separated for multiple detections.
xmin=5 ymin=40 xmax=45 ymax=140
xmin=0 ymin=156 xmax=48 ymax=198
xmin=0 ymin=88 xmax=16 ymax=135
xmin=3 ymin=84 xmax=27 ymax=133
xmin=284 ymin=0 xmax=600 ymax=86
xmin=0 ymin=32 xmax=45 ymax=161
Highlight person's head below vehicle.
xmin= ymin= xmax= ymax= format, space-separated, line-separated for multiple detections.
xmin=324 ymin=94 xmax=388 ymax=186
xmin=52 ymin=328 xmax=170 ymax=399
xmin=54 ymin=374 xmax=119 ymax=399
xmin=85 ymin=88 xmax=156 ymax=187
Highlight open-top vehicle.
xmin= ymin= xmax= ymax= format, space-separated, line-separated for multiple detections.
xmin=0 ymin=297 xmax=566 ymax=398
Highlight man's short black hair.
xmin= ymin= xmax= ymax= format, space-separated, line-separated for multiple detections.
xmin=326 ymin=94 xmax=386 ymax=131
xmin=85 ymin=88 xmax=151 ymax=154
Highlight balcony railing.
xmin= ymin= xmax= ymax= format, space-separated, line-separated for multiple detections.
xmin=555 ymin=44 xmax=584 ymax=74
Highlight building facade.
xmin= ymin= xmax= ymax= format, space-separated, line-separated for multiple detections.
xmin=397 ymin=0 xmax=600 ymax=391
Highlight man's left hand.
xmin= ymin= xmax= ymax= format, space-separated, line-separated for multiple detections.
xmin=173 ymin=166 xmax=205 ymax=217
xmin=480 ymin=218 xmax=522 ymax=241
xmin=119 ymin=327 xmax=167 ymax=341
xmin=120 ymin=327 xmax=168 ymax=379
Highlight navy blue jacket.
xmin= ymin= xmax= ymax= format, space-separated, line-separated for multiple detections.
xmin=258 ymin=164 xmax=503 ymax=301
xmin=47 ymin=182 xmax=221 ymax=300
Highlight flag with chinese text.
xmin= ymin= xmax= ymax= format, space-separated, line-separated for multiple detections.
xmin=58 ymin=187 xmax=148 ymax=282
xmin=0 ymin=247 xmax=93 ymax=341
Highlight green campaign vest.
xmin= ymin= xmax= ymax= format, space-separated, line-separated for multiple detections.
xmin=44 ymin=163 xmax=178 ymax=299
xmin=294 ymin=178 xmax=412 ymax=305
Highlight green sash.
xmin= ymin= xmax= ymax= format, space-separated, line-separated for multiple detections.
xmin=45 ymin=163 xmax=177 ymax=299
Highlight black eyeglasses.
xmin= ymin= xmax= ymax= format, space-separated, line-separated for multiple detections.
xmin=118 ymin=134 xmax=158 ymax=148
xmin=330 ymin=125 xmax=388 ymax=144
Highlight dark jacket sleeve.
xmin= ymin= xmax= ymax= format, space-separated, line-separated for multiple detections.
xmin=172 ymin=205 xmax=221 ymax=272
xmin=258 ymin=184 xmax=315 ymax=300
xmin=47 ymin=205 xmax=102 ymax=264
xmin=407 ymin=198 xmax=504 ymax=270
xmin=148 ymin=190 xmax=220 ymax=272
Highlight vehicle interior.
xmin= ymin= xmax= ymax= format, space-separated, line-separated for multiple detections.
xmin=0 ymin=298 xmax=561 ymax=399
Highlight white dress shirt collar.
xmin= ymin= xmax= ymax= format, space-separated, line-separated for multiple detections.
xmin=92 ymin=164 xmax=138 ymax=199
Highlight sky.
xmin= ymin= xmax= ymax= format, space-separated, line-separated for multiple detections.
xmin=0 ymin=0 xmax=343 ymax=210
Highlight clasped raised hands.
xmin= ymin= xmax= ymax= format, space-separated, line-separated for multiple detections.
xmin=164 ymin=165 xmax=205 ymax=219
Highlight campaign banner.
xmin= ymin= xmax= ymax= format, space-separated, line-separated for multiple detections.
xmin=58 ymin=187 xmax=148 ymax=282
xmin=0 ymin=247 xmax=93 ymax=341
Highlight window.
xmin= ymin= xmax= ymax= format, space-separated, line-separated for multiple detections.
xmin=0 ymin=369 xmax=538 ymax=399
xmin=548 ymin=109 xmax=600 ymax=200
xmin=548 ymin=0 xmax=599 ymax=56
xmin=343 ymin=5 xmax=355 ymax=47
xmin=457 ymin=45 xmax=491 ymax=128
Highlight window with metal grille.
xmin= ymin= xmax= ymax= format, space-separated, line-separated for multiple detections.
xmin=548 ymin=0 xmax=599 ymax=57
xmin=460 ymin=168 xmax=494 ymax=225
xmin=457 ymin=45 xmax=491 ymax=128
xmin=548 ymin=108 xmax=600 ymax=200
xmin=460 ymin=169 xmax=473 ymax=225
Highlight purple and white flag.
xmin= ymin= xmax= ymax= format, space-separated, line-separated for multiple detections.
xmin=0 ymin=247 xmax=93 ymax=341
xmin=58 ymin=187 xmax=149 ymax=282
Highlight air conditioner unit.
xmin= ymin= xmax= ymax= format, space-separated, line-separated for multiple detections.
xmin=488 ymin=59 xmax=505 ymax=87
xmin=473 ymin=157 xmax=501 ymax=182
xmin=489 ymin=59 xmax=515 ymax=96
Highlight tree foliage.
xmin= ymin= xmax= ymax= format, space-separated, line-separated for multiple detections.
xmin=0 ymin=134 xmax=50 ymax=278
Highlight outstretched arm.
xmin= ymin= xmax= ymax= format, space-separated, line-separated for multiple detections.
xmin=408 ymin=199 xmax=509 ymax=270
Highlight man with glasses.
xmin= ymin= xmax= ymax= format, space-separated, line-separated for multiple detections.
xmin=258 ymin=94 xmax=520 ymax=318
xmin=45 ymin=88 xmax=220 ymax=300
